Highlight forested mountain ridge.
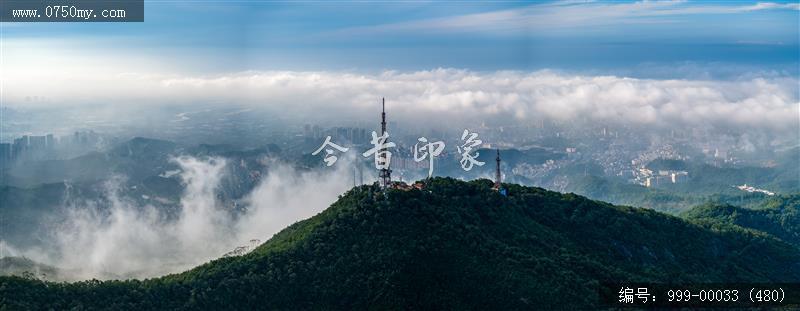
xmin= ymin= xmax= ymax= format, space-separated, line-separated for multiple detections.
xmin=682 ymin=194 xmax=800 ymax=248
xmin=2 ymin=178 xmax=799 ymax=310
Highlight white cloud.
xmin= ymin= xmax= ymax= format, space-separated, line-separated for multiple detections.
xmin=4 ymin=63 xmax=798 ymax=133
xmin=46 ymin=157 xmax=232 ymax=279
xmin=334 ymin=1 xmax=798 ymax=35
xmin=741 ymin=2 xmax=800 ymax=11
xmin=2 ymin=156 xmax=355 ymax=280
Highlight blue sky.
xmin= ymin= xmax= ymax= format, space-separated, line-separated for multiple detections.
xmin=4 ymin=0 xmax=798 ymax=76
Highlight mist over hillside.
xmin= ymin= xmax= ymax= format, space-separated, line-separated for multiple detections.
xmin=1 ymin=150 xmax=357 ymax=280
xmin=2 ymin=132 xmax=797 ymax=282
xmin=2 ymin=178 xmax=799 ymax=309
xmin=2 ymin=1 xmax=799 ymax=308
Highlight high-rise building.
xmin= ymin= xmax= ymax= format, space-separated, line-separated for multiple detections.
xmin=0 ymin=143 xmax=11 ymax=162
xmin=28 ymin=135 xmax=47 ymax=150
xmin=312 ymin=125 xmax=322 ymax=140
xmin=46 ymin=134 xmax=54 ymax=148
xmin=12 ymin=136 xmax=28 ymax=159
xmin=358 ymin=128 xmax=367 ymax=143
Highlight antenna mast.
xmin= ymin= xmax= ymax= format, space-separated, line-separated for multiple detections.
xmin=494 ymin=149 xmax=501 ymax=189
xmin=379 ymin=98 xmax=392 ymax=188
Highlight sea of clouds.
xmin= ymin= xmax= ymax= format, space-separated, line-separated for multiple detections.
xmin=7 ymin=69 xmax=798 ymax=134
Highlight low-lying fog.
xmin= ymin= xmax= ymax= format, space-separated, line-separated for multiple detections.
xmin=1 ymin=156 xmax=359 ymax=280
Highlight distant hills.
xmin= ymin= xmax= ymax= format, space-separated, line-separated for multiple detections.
xmin=1 ymin=137 xmax=282 ymax=188
xmin=0 ymin=137 xmax=279 ymax=248
xmin=682 ymin=195 xmax=800 ymax=248
xmin=0 ymin=257 xmax=60 ymax=281
xmin=645 ymin=157 xmax=800 ymax=196
xmin=1 ymin=137 xmax=181 ymax=187
xmin=2 ymin=178 xmax=798 ymax=309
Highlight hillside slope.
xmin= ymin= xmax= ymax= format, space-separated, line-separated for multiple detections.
xmin=2 ymin=178 xmax=799 ymax=310
xmin=682 ymin=195 xmax=800 ymax=247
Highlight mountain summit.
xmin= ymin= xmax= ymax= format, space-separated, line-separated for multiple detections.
xmin=2 ymin=178 xmax=798 ymax=309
